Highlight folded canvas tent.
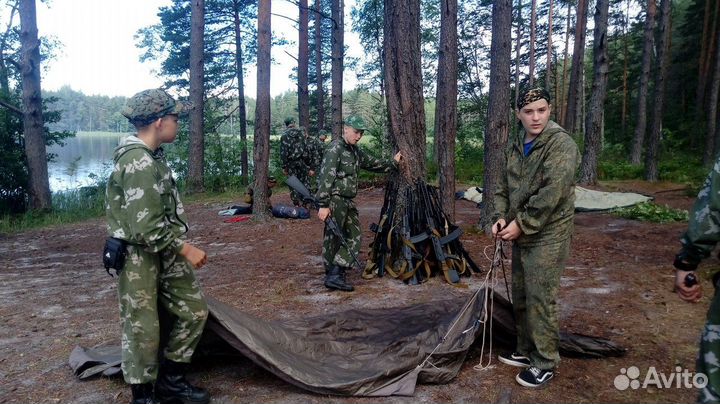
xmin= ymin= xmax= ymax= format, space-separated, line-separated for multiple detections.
xmin=458 ymin=186 xmax=652 ymax=212
xmin=70 ymin=289 xmax=624 ymax=396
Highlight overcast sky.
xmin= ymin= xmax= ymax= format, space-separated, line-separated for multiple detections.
xmin=34 ymin=0 xmax=362 ymax=98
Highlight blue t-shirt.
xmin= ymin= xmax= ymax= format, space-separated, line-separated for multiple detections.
xmin=523 ymin=138 xmax=536 ymax=156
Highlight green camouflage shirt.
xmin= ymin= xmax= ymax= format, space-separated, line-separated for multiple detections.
xmin=681 ymin=158 xmax=720 ymax=258
xmin=304 ymin=136 xmax=324 ymax=171
xmin=494 ymin=120 xmax=580 ymax=246
xmin=280 ymin=128 xmax=306 ymax=170
xmin=315 ymin=138 xmax=396 ymax=207
xmin=105 ymin=136 xmax=187 ymax=254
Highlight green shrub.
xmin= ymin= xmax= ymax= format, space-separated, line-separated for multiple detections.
xmin=612 ymin=202 xmax=688 ymax=223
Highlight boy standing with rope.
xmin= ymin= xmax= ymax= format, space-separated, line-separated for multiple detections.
xmin=491 ymin=88 xmax=579 ymax=388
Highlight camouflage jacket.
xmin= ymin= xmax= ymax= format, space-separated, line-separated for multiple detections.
xmin=680 ymin=157 xmax=720 ymax=259
xmin=106 ymin=136 xmax=187 ymax=254
xmin=315 ymin=138 xmax=397 ymax=207
xmin=280 ymin=128 xmax=306 ymax=170
xmin=493 ymin=120 xmax=580 ymax=246
xmin=304 ymin=136 xmax=324 ymax=171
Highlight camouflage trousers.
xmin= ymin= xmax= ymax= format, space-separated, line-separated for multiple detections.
xmin=287 ymin=162 xmax=310 ymax=206
xmin=511 ymin=238 xmax=570 ymax=370
xmin=118 ymin=244 xmax=208 ymax=384
xmin=322 ymin=196 xmax=361 ymax=269
xmin=698 ymin=283 xmax=720 ymax=403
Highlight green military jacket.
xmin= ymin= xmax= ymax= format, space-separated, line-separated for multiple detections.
xmin=106 ymin=136 xmax=187 ymax=254
xmin=681 ymin=157 xmax=720 ymax=258
xmin=280 ymin=127 xmax=306 ymax=170
xmin=316 ymin=138 xmax=396 ymax=207
xmin=304 ymin=136 xmax=324 ymax=171
xmin=493 ymin=120 xmax=580 ymax=246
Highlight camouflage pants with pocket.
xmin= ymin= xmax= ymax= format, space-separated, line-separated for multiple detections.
xmin=118 ymin=244 xmax=208 ymax=384
xmin=698 ymin=283 xmax=720 ymax=403
xmin=511 ymin=238 xmax=570 ymax=370
xmin=322 ymin=196 xmax=361 ymax=269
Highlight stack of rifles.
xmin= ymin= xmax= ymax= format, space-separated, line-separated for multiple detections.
xmin=364 ymin=179 xmax=482 ymax=285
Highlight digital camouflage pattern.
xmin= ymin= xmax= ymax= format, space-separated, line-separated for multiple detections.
xmin=493 ymin=120 xmax=580 ymax=246
xmin=494 ymin=120 xmax=579 ymax=371
xmin=106 ymin=136 xmax=208 ymax=384
xmin=678 ymin=157 xmax=720 ymax=403
xmin=121 ymin=88 xmax=191 ymax=127
xmin=280 ymin=126 xmax=309 ymax=205
xmin=316 ymin=138 xmax=396 ymax=267
xmin=511 ymin=239 xmax=570 ymax=370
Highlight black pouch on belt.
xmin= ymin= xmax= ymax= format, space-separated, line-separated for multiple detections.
xmin=103 ymin=237 xmax=127 ymax=277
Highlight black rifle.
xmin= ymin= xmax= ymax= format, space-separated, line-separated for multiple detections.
xmin=418 ymin=180 xmax=461 ymax=283
xmin=369 ymin=181 xmax=398 ymax=277
xmin=286 ymin=175 xmax=363 ymax=270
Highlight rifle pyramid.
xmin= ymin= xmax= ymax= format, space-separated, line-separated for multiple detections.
xmin=364 ymin=178 xmax=482 ymax=285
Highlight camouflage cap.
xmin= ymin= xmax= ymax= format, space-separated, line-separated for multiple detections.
xmin=122 ymin=89 xmax=192 ymax=126
xmin=344 ymin=115 xmax=367 ymax=131
xmin=284 ymin=116 xmax=296 ymax=126
xmin=517 ymin=87 xmax=551 ymax=110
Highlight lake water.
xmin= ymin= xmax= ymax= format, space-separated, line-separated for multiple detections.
xmin=47 ymin=133 xmax=128 ymax=191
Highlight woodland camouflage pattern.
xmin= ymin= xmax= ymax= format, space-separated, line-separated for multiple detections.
xmin=106 ymin=136 xmax=208 ymax=384
xmin=316 ymin=138 xmax=396 ymax=267
xmin=679 ymin=157 xmax=720 ymax=403
xmin=516 ymin=87 xmax=551 ymax=110
xmin=280 ymin=126 xmax=309 ymax=205
xmin=494 ymin=120 xmax=579 ymax=371
xmin=121 ymin=88 xmax=191 ymax=127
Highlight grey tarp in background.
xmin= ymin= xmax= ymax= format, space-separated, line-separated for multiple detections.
xmin=70 ymin=288 xmax=625 ymax=396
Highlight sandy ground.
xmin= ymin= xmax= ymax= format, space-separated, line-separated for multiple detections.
xmin=0 ymin=180 xmax=712 ymax=404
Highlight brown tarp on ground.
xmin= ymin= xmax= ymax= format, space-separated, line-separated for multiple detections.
xmin=70 ymin=288 xmax=625 ymax=396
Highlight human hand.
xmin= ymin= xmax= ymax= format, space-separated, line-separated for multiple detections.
xmin=180 ymin=243 xmax=208 ymax=269
xmin=394 ymin=151 xmax=403 ymax=163
xmin=492 ymin=219 xmax=507 ymax=236
xmin=675 ymin=270 xmax=702 ymax=303
xmin=283 ymin=168 xmax=288 ymax=176
xmin=318 ymin=207 xmax=331 ymax=222
xmin=498 ymin=220 xmax=522 ymax=241
xmin=309 ymin=170 xmax=315 ymax=177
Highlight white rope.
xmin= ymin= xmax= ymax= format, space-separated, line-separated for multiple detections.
xmin=473 ymin=236 xmax=508 ymax=371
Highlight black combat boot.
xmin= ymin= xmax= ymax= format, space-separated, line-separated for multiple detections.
xmin=154 ymin=360 xmax=210 ymax=404
xmin=130 ymin=383 xmax=160 ymax=404
xmin=324 ymin=265 xmax=354 ymax=292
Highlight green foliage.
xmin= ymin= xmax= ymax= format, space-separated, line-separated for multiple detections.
xmin=612 ymin=202 xmax=689 ymax=223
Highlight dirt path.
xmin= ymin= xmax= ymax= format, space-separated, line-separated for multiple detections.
xmin=0 ymin=183 xmax=710 ymax=403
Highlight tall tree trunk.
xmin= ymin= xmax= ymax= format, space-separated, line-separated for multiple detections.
xmin=481 ymin=0 xmax=512 ymax=231
xmin=645 ymin=0 xmax=672 ymax=181
xmin=188 ymin=0 xmax=205 ymax=193
xmin=546 ymin=0 xmax=554 ymax=93
xmin=299 ymin=0 xmax=310 ymax=130
xmin=253 ymin=0 xmax=271 ymax=217
xmin=564 ymin=0 xmax=589 ymax=134
xmin=331 ymin=0 xmax=344 ymax=140
xmin=314 ymin=0 xmax=325 ymax=131
xmin=434 ymin=0 xmax=458 ymax=220
xmin=579 ymin=0 xmax=610 ymax=185
xmin=19 ymin=0 xmax=50 ymax=210
xmin=528 ymin=0 xmax=536 ymax=87
xmin=621 ymin=0 xmax=630 ymax=133
xmin=697 ymin=0 xmax=719 ymax=126
xmin=384 ymin=0 xmax=426 ymax=182
xmin=233 ymin=1 xmax=249 ymax=185
xmin=559 ymin=0 xmax=572 ymax=124
xmin=630 ymin=0 xmax=655 ymax=164
xmin=514 ymin=0 xmax=522 ymax=108
xmin=706 ymin=15 xmax=720 ymax=165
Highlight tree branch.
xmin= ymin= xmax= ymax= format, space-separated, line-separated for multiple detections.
xmin=0 ymin=98 xmax=23 ymax=115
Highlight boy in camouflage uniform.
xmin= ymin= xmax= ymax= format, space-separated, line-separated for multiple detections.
xmin=673 ymin=157 xmax=720 ymax=403
xmin=280 ymin=117 xmax=310 ymax=206
xmin=106 ymin=89 xmax=210 ymax=404
xmin=492 ymin=88 xmax=580 ymax=388
xmin=315 ymin=115 xmax=402 ymax=291
xmin=304 ymin=130 xmax=325 ymax=194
